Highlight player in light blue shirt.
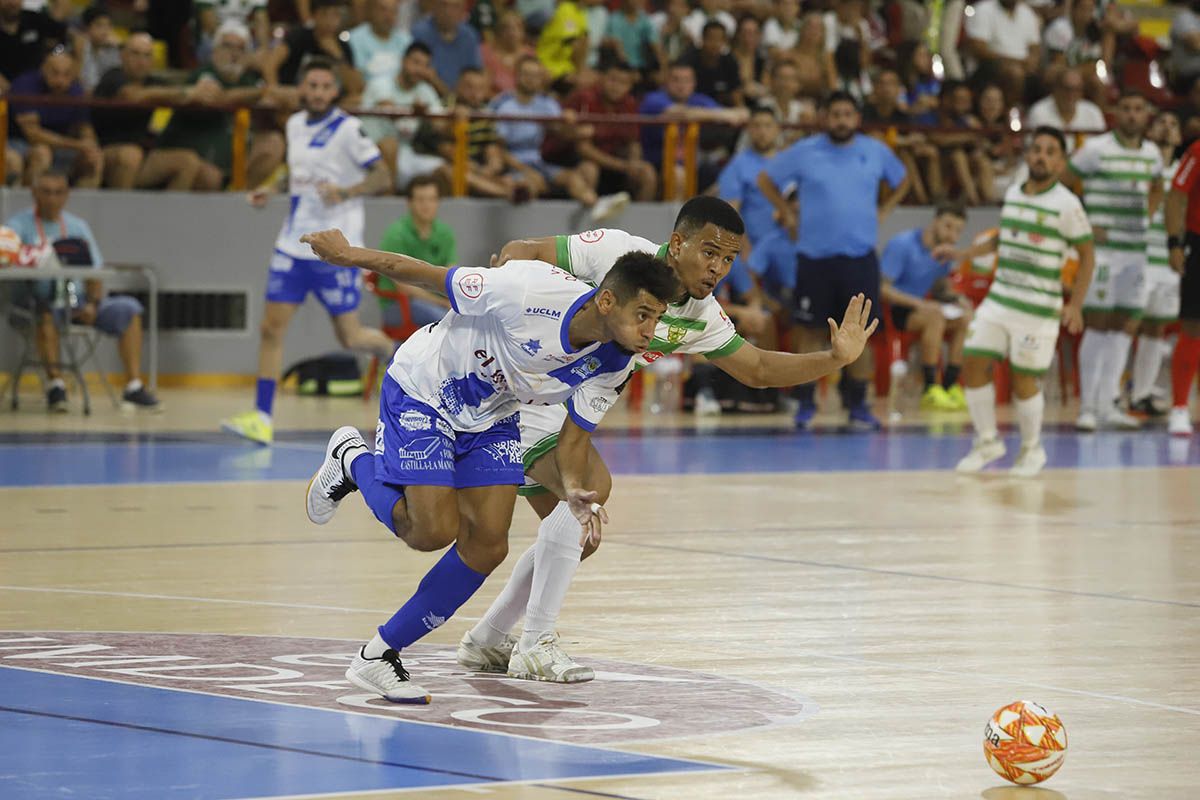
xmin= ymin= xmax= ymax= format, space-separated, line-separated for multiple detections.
xmin=879 ymin=202 xmax=971 ymax=410
xmin=718 ymin=107 xmax=782 ymax=246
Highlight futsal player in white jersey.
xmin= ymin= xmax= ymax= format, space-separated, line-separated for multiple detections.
xmin=222 ymin=58 xmax=394 ymax=445
xmin=300 ymin=227 xmax=682 ymax=702
xmin=1065 ymin=90 xmax=1163 ymax=431
xmin=456 ymin=197 xmax=879 ymax=683
xmin=955 ymin=127 xmax=1096 ymax=477
xmin=1131 ymin=111 xmax=1183 ymax=416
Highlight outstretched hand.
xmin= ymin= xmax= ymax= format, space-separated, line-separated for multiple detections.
xmin=828 ymin=294 xmax=880 ymax=365
xmin=300 ymin=229 xmax=353 ymax=266
xmin=566 ymin=488 xmax=608 ymax=548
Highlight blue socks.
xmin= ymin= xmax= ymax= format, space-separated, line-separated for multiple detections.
xmin=255 ymin=378 xmax=276 ymax=416
xmin=350 ymin=452 xmax=404 ymax=534
xmin=378 ymin=546 xmax=488 ymax=650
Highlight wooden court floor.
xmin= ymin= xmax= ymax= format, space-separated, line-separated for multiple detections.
xmin=1 ymin=388 xmax=1198 ymax=799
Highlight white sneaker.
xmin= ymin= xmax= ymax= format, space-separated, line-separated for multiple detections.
xmin=456 ymin=630 xmax=517 ymax=673
xmin=508 ymin=633 xmax=595 ymax=683
xmin=1075 ymin=410 xmax=1098 ymax=432
xmin=1168 ymin=407 xmax=1194 ymax=437
xmin=345 ymin=647 xmax=430 ymax=704
xmin=1100 ymin=406 xmax=1141 ymax=430
xmin=694 ymin=389 xmax=722 ymax=417
xmin=955 ymin=437 xmax=1006 ymax=474
xmin=590 ymin=191 xmax=630 ymax=223
xmin=1010 ymin=443 xmax=1047 ymax=478
xmin=306 ymin=425 xmax=369 ymax=525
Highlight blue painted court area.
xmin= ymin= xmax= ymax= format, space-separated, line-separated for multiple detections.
xmin=0 ymin=425 xmax=1196 ymax=487
xmin=0 ymin=667 xmax=717 ymax=799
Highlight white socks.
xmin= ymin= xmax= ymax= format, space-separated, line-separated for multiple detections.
xmin=470 ymin=545 xmax=535 ymax=647
xmin=965 ymin=383 xmax=998 ymax=441
xmin=1104 ymin=331 xmax=1133 ymax=410
xmin=125 ymin=378 xmax=143 ymax=392
xmin=363 ymin=632 xmax=390 ymax=659
xmin=1078 ymin=329 xmax=1109 ymax=414
xmin=1014 ymin=391 xmax=1044 ymax=447
xmin=1131 ymin=337 xmax=1168 ymax=402
xmin=520 ymin=501 xmax=583 ymax=651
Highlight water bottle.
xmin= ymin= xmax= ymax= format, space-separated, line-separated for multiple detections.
xmin=648 ymin=356 xmax=684 ymax=414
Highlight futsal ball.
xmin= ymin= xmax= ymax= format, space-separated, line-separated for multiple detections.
xmin=0 ymin=226 xmax=20 ymax=266
xmin=983 ymin=700 xmax=1068 ymax=785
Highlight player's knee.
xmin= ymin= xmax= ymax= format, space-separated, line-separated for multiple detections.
xmin=462 ymin=534 xmax=508 ymax=573
xmin=118 ymin=147 xmax=143 ymax=171
xmin=259 ymin=316 xmax=286 ymax=343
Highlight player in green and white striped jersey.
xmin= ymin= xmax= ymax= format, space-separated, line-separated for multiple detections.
xmin=954 ymin=126 xmax=1095 ymax=477
xmin=1065 ymin=90 xmax=1163 ymax=431
xmin=456 ymin=198 xmax=879 ymax=682
xmin=1131 ymin=111 xmax=1182 ymax=415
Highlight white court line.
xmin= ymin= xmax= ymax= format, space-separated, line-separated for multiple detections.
xmin=812 ymin=652 xmax=1200 ymax=717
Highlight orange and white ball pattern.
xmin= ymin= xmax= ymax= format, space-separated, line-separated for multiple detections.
xmin=983 ymin=700 xmax=1068 ymax=785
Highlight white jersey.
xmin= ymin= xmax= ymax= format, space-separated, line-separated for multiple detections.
xmin=386 ymin=261 xmax=635 ymax=434
xmin=1069 ymin=131 xmax=1162 ymax=254
xmin=555 ymin=229 xmax=746 ymax=364
xmin=274 ymin=109 xmax=382 ymax=259
xmin=1147 ymin=158 xmax=1178 ymax=274
xmin=991 ymin=181 xmax=1093 ymax=320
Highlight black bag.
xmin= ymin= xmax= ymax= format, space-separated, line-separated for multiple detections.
xmin=282 ymin=352 xmax=363 ymax=396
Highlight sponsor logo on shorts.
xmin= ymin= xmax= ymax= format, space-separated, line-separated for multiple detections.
xmin=397 ymin=436 xmax=444 ymax=461
xmin=434 ymin=418 xmax=453 ymax=436
xmin=579 ymin=229 xmax=605 ymax=244
xmin=458 ymin=272 xmax=484 ymax=299
xmin=1018 ymin=333 xmax=1039 ymax=352
xmin=525 ymin=307 xmax=562 ymax=320
xmin=398 ymin=410 xmax=431 ymax=431
xmin=483 ymin=440 xmax=523 ymax=465
xmin=589 ymin=396 xmax=611 ymax=414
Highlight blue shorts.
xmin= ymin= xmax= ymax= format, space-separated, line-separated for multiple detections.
xmin=375 ymin=376 xmax=524 ymax=489
xmin=266 ymin=250 xmax=361 ymax=315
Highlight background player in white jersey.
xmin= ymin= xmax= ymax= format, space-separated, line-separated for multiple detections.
xmin=299 ymin=227 xmax=681 ymax=702
xmin=955 ymin=127 xmax=1095 ymax=477
xmin=457 ymin=197 xmax=879 ymax=683
xmin=222 ymin=58 xmax=394 ymax=445
xmin=1132 ymin=111 xmax=1182 ymax=416
xmin=1066 ymin=90 xmax=1163 ymax=431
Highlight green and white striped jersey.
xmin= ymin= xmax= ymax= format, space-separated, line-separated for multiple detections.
xmin=990 ymin=181 xmax=1093 ymax=320
xmin=1146 ymin=159 xmax=1177 ymax=272
xmin=553 ymin=229 xmax=746 ymax=365
xmin=1068 ymin=131 xmax=1162 ymax=252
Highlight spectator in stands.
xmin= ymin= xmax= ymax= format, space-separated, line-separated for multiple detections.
xmin=685 ymin=20 xmax=743 ymax=107
xmin=897 ymin=39 xmax=941 ymax=119
xmin=730 ymin=14 xmax=766 ymax=104
xmin=155 ymin=21 xmax=274 ymax=191
xmin=0 ymin=0 xmax=67 ymax=91
xmin=9 ymin=48 xmax=103 ymax=188
xmin=825 ymin=0 xmax=874 ymax=103
xmin=638 ymin=62 xmax=747 ymax=194
xmin=266 ymin=0 xmax=362 ymax=96
xmin=480 ymin=9 xmax=533 ymax=95
xmin=863 ymin=67 xmax=942 ymax=204
xmin=446 ymin=66 xmax=538 ymax=199
xmin=492 ymin=55 xmax=630 ymax=220
xmin=5 ymin=170 xmax=160 ymax=411
xmin=581 ymin=0 xmax=608 ymax=69
xmin=650 ymin=0 xmax=692 ymax=67
xmin=348 ymin=0 xmax=412 ymax=89
xmin=763 ymin=0 xmax=802 ymax=59
xmin=975 ymin=82 xmax=1021 ymax=194
xmin=718 ymin=107 xmax=781 ymax=247
xmin=880 ymin=201 xmax=972 ymax=411
xmin=468 ymin=0 xmax=507 ymax=40
xmin=925 ymin=81 xmax=995 ymax=205
xmin=682 ymin=0 xmax=735 ymax=47
xmin=196 ymin=0 xmax=270 ymax=62
xmin=537 ymin=0 xmax=589 ymax=92
xmin=1024 ymin=66 xmax=1105 ymax=143
xmin=759 ymin=59 xmax=816 ymax=134
xmin=747 ymin=189 xmax=799 ymax=311
xmin=758 ymin=91 xmax=908 ymax=430
xmin=604 ymin=0 xmax=661 ymax=79
xmin=965 ymin=0 xmax=1042 ymax=106
xmin=794 ymin=12 xmax=836 ymax=100
xmin=93 ymin=32 xmax=220 ymax=190
xmin=1171 ymin=0 xmax=1200 ymax=94
xmin=377 ymin=174 xmax=455 ymax=327
xmin=517 ymin=0 xmax=555 ymax=31
xmin=412 ymin=0 xmax=481 ymax=96
xmin=362 ymin=41 xmax=446 ymax=191
xmin=564 ymin=60 xmax=656 ymax=201
xmin=77 ymin=5 xmax=121 ymax=93
xmin=1044 ymin=0 xmax=1101 ymax=70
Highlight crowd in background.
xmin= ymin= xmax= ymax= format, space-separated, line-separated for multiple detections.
xmin=1 ymin=0 xmax=1198 ymax=205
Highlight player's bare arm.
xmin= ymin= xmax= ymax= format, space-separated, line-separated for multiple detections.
xmin=1147 ymin=177 xmax=1165 ymax=220
xmin=951 ymin=231 xmax=999 ymax=262
xmin=493 ymin=236 xmax=558 ymax=267
xmin=554 ymin=417 xmax=608 ymax=547
xmin=1063 ymin=239 xmax=1095 ymax=335
xmin=300 ymin=229 xmax=448 ymax=291
xmin=318 ymin=159 xmax=391 ymax=205
xmin=711 ymin=294 xmax=879 ymax=387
